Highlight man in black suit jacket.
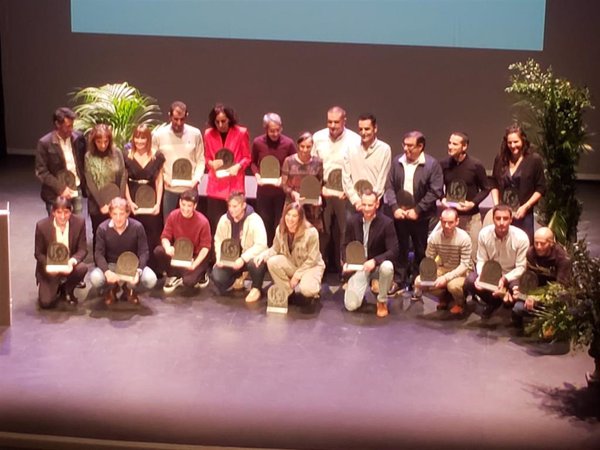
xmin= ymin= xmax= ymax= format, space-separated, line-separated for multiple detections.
xmin=34 ymin=197 xmax=88 ymax=308
xmin=343 ymin=189 xmax=399 ymax=317
xmin=35 ymin=107 xmax=86 ymax=214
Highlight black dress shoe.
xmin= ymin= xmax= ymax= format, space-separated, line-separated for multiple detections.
xmin=481 ymin=303 xmax=499 ymax=319
xmin=388 ymin=282 xmax=403 ymax=297
xmin=77 ymin=280 xmax=86 ymax=289
xmin=65 ymin=291 xmax=78 ymax=306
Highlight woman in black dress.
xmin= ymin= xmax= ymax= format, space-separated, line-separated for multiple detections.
xmin=125 ymin=124 xmax=165 ymax=272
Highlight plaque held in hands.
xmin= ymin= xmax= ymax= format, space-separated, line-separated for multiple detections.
xmin=501 ymin=188 xmax=520 ymax=212
xmin=267 ymin=285 xmax=288 ymax=314
xmin=219 ymin=238 xmax=241 ymax=268
xmin=99 ymin=183 xmax=120 ymax=207
xmin=215 ymin=148 xmax=235 ymax=178
xmin=299 ymin=175 xmax=321 ymax=205
xmin=134 ymin=185 xmax=156 ymax=215
xmin=171 ymin=158 xmax=194 ymax=187
xmin=418 ymin=257 xmax=438 ymax=288
xmin=259 ymin=155 xmax=281 ymax=185
xmin=325 ymin=169 xmax=343 ymax=194
xmin=446 ymin=179 xmax=467 ymax=208
xmin=516 ymin=270 xmax=539 ymax=300
xmin=116 ymin=251 xmax=139 ymax=282
xmin=46 ymin=242 xmax=70 ymax=274
xmin=478 ymin=260 xmax=504 ymax=292
xmin=171 ymin=237 xmax=194 ymax=268
xmin=396 ymin=189 xmax=415 ymax=209
xmin=354 ymin=179 xmax=373 ymax=197
xmin=57 ymin=170 xmax=78 ymax=197
xmin=344 ymin=241 xmax=366 ymax=272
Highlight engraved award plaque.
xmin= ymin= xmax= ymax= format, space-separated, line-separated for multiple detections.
xmin=326 ymin=169 xmax=344 ymax=194
xmin=260 ymin=155 xmax=281 ymax=185
xmin=116 ymin=251 xmax=139 ymax=282
xmin=418 ymin=257 xmax=438 ymax=288
xmin=267 ymin=285 xmax=288 ymax=314
xmin=502 ymin=188 xmax=520 ymax=212
xmin=396 ymin=189 xmax=415 ymax=209
xmin=354 ymin=179 xmax=373 ymax=197
xmin=171 ymin=237 xmax=194 ymax=268
xmin=57 ymin=170 xmax=78 ymax=197
xmin=134 ymin=184 xmax=156 ymax=215
xmin=479 ymin=260 xmax=504 ymax=291
xmin=46 ymin=242 xmax=70 ymax=274
xmin=215 ymin=148 xmax=235 ymax=178
xmin=344 ymin=241 xmax=366 ymax=272
xmin=99 ymin=183 xmax=120 ymax=207
xmin=446 ymin=179 xmax=467 ymax=208
xmin=516 ymin=270 xmax=539 ymax=300
xmin=171 ymin=158 xmax=194 ymax=187
xmin=299 ymin=175 xmax=321 ymax=205
xmin=220 ymin=238 xmax=241 ymax=268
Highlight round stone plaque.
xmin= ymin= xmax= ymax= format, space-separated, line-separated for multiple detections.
xmin=215 ymin=148 xmax=235 ymax=170
xmin=326 ymin=169 xmax=343 ymax=192
xmin=135 ymin=185 xmax=156 ymax=209
xmin=299 ymin=175 xmax=321 ymax=205
xmin=116 ymin=251 xmax=139 ymax=280
xmin=260 ymin=155 xmax=281 ymax=179
xmin=396 ymin=189 xmax=415 ymax=209
xmin=354 ymin=179 xmax=373 ymax=196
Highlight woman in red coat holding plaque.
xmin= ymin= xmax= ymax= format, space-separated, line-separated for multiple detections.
xmin=204 ymin=104 xmax=251 ymax=232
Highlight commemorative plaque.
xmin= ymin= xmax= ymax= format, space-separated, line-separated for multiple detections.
xmin=446 ymin=179 xmax=467 ymax=208
xmin=134 ymin=185 xmax=156 ymax=215
xmin=259 ymin=155 xmax=281 ymax=185
xmin=418 ymin=257 xmax=438 ymax=288
xmin=116 ymin=251 xmax=139 ymax=282
xmin=502 ymin=188 xmax=520 ymax=212
xmin=344 ymin=241 xmax=366 ymax=272
xmin=220 ymin=238 xmax=241 ymax=268
xmin=396 ymin=189 xmax=415 ymax=209
xmin=215 ymin=148 xmax=235 ymax=178
xmin=171 ymin=158 xmax=193 ymax=187
xmin=299 ymin=175 xmax=321 ymax=205
xmin=516 ymin=270 xmax=539 ymax=300
xmin=326 ymin=169 xmax=344 ymax=194
xmin=99 ymin=183 xmax=120 ymax=207
xmin=46 ymin=242 xmax=70 ymax=274
xmin=478 ymin=260 xmax=504 ymax=291
xmin=171 ymin=237 xmax=194 ymax=268
xmin=57 ymin=170 xmax=78 ymax=197
xmin=354 ymin=179 xmax=373 ymax=197
xmin=267 ymin=285 xmax=288 ymax=314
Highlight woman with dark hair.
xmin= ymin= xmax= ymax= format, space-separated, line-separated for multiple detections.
xmin=491 ymin=124 xmax=546 ymax=242
xmin=281 ymin=132 xmax=324 ymax=232
xmin=84 ymin=123 xmax=126 ymax=251
xmin=204 ymin=103 xmax=251 ymax=231
xmin=124 ymin=124 xmax=165 ymax=272
xmin=255 ymin=202 xmax=325 ymax=303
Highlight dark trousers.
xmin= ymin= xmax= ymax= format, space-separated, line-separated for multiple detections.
xmin=153 ymin=245 xmax=209 ymax=287
xmin=512 ymin=211 xmax=534 ymax=244
xmin=392 ymin=216 xmax=429 ymax=285
xmin=90 ymin=212 xmax=109 ymax=258
xmin=206 ymin=197 xmax=227 ymax=236
xmin=255 ymin=187 xmax=285 ymax=246
xmin=37 ymin=262 xmax=88 ymax=308
xmin=211 ymin=260 xmax=267 ymax=294
xmin=464 ymin=271 xmax=518 ymax=308
xmin=322 ymin=196 xmax=349 ymax=273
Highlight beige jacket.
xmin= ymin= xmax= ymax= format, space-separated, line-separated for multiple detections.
xmin=214 ymin=211 xmax=267 ymax=263
xmin=265 ymin=224 xmax=325 ymax=278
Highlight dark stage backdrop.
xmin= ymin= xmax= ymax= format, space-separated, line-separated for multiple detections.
xmin=0 ymin=0 xmax=598 ymax=177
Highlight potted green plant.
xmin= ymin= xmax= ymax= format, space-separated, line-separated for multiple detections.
xmin=70 ymin=81 xmax=162 ymax=150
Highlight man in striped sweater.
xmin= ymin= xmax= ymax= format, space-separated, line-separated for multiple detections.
xmin=413 ymin=208 xmax=472 ymax=315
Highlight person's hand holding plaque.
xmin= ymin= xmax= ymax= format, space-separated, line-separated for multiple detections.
xmin=46 ymin=242 xmax=72 ymax=274
xmin=57 ymin=170 xmax=78 ymax=199
xmin=475 ymin=260 xmax=506 ymax=296
xmin=418 ymin=257 xmax=438 ymax=288
xmin=116 ymin=251 xmax=140 ymax=283
xmin=99 ymin=183 xmax=120 ymax=214
xmin=299 ymin=176 xmax=321 ymax=205
xmin=343 ymin=241 xmax=366 ymax=272
xmin=445 ymin=179 xmax=468 ymax=209
xmin=513 ymin=270 xmax=539 ymax=302
xmin=219 ymin=239 xmax=242 ymax=268
xmin=171 ymin=158 xmax=194 ymax=187
xmin=215 ymin=148 xmax=235 ymax=178
xmin=133 ymin=185 xmax=156 ymax=215
xmin=259 ymin=155 xmax=281 ymax=186
xmin=323 ymin=169 xmax=344 ymax=198
xmin=171 ymin=237 xmax=194 ymax=268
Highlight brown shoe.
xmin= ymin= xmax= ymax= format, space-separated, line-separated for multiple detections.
xmin=370 ymin=279 xmax=380 ymax=295
xmin=104 ymin=285 xmax=119 ymax=305
xmin=376 ymin=301 xmax=389 ymax=318
xmin=126 ymin=288 xmax=140 ymax=305
xmin=450 ymin=304 xmax=464 ymax=315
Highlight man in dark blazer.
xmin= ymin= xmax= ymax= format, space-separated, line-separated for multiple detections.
xmin=34 ymin=197 xmax=88 ymax=309
xmin=384 ymin=130 xmax=444 ymax=295
xmin=35 ymin=107 xmax=86 ymax=214
xmin=343 ymin=189 xmax=399 ymax=318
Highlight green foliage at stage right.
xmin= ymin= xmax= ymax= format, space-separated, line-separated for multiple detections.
xmin=526 ymin=240 xmax=600 ymax=347
xmin=506 ymin=59 xmax=594 ymax=244
xmin=70 ymin=82 xmax=162 ymax=151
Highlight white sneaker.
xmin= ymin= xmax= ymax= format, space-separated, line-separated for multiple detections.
xmin=194 ymin=274 xmax=210 ymax=289
xmin=163 ymin=276 xmax=182 ymax=294
xmin=245 ymin=287 xmax=261 ymax=303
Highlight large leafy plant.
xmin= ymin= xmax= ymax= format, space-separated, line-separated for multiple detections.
xmin=70 ymin=82 xmax=162 ymax=150
xmin=506 ymin=59 xmax=593 ymax=244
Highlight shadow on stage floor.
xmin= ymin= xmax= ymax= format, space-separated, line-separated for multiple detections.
xmin=1 ymin=155 xmax=600 ymax=450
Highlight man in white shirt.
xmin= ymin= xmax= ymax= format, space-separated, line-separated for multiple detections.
xmin=312 ymin=106 xmax=360 ymax=274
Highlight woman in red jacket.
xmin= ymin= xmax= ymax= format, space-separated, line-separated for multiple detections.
xmin=204 ymin=104 xmax=251 ymax=231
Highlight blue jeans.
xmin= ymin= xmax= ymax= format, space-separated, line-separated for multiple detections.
xmin=90 ymin=264 xmax=157 ymax=291
xmin=211 ymin=260 xmax=267 ymax=294
xmin=344 ymin=260 xmax=394 ymax=311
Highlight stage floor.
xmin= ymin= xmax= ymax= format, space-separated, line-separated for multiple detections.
xmin=1 ymin=155 xmax=599 ymax=450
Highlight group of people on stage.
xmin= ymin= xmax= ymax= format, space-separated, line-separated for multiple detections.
xmin=33 ymin=102 xmax=571 ymax=328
